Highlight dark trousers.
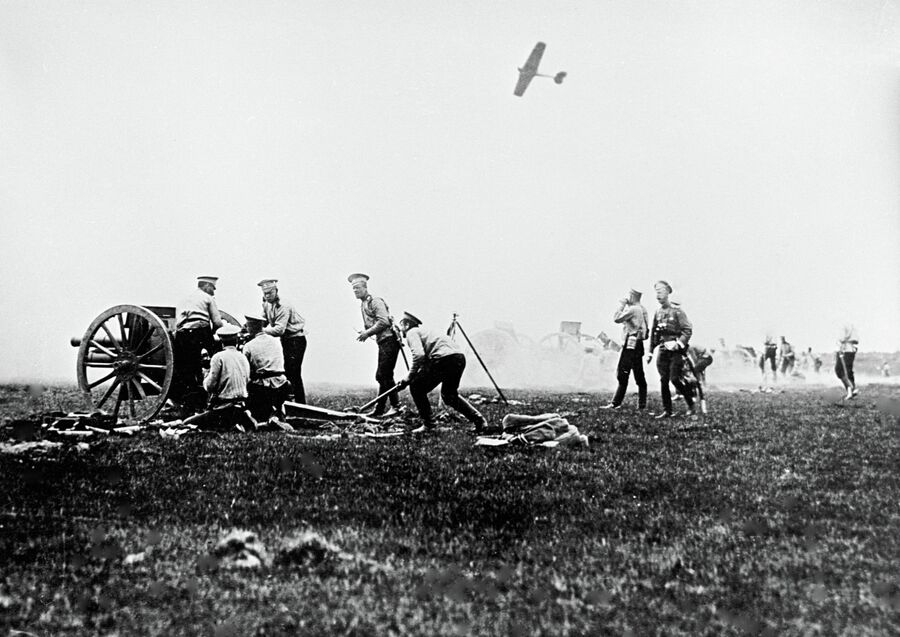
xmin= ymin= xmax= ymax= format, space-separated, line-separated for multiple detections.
xmin=611 ymin=339 xmax=647 ymax=407
xmin=184 ymin=398 xmax=252 ymax=430
xmin=172 ymin=326 xmax=213 ymax=411
xmin=780 ymin=356 xmax=795 ymax=376
xmin=834 ymin=352 xmax=856 ymax=386
xmin=409 ymin=353 xmax=482 ymax=426
xmin=760 ymin=346 xmax=777 ymax=372
xmin=282 ymin=335 xmax=307 ymax=404
xmin=374 ymin=337 xmax=401 ymax=413
xmin=248 ymin=383 xmax=289 ymax=421
xmin=657 ymin=348 xmax=694 ymax=414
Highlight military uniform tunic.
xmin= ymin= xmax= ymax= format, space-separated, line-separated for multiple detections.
xmin=203 ymin=348 xmax=250 ymax=402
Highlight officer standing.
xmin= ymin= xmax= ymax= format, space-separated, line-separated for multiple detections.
xmin=648 ymin=280 xmax=695 ymax=419
xmin=398 ymin=312 xmax=487 ymax=434
xmin=173 ymin=275 xmax=224 ymax=412
xmin=258 ymin=279 xmax=307 ymax=404
xmin=601 ymin=288 xmax=648 ymax=410
xmin=349 ymin=273 xmax=402 ymax=417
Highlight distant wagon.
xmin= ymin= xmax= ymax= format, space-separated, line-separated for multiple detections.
xmin=70 ymin=304 xmax=241 ymax=424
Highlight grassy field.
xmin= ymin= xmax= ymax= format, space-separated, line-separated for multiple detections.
xmin=1 ymin=383 xmax=899 ymax=636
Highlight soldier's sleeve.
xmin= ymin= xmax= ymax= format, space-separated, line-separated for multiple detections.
xmin=203 ymin=355 xmax=221 ymax=394
xmin=406 ymin=329 xmax=426 ymax=376
xmin=263 ymin=305 xmax=287 ymax=337
xmin=362 ymin=297 xmax=391 ymax=338
xmin=676 ymin=308 xmax=692 ymax=347
xmin=649 ymin=313 xmax=659 ymax=350
xmin=208 ymin=298 xmax=224 ymax=330
xmin=612 ymin=303 xmax=630 ymax=323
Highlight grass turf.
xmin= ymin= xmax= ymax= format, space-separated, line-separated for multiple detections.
xmin=1 ymin=383 xmax=899 ymax=635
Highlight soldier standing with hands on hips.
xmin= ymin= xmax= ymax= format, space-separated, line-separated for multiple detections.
xmin=648 ymin=280 xmax=695 ymax=419
xmin=601 ymin=288 xmax=649 ymax=410
xmin=349 ymin=273 xmax=402 ymax=418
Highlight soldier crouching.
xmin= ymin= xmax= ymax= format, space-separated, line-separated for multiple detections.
xmin=398 ymin=311 xmax=488 ymax=434
xmin=242 ymin=314 xmax=290 ymax=424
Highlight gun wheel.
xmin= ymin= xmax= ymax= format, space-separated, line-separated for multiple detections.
xmin=76 ymin=305 xmax=174 ymax=425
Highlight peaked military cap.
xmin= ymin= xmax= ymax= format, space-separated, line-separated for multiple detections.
xmin=401 ymin=311 xmax=422 ymax=326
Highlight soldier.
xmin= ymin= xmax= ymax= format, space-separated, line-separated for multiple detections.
xmin=349 ymin=273 xmax=402 ymax=418
xmin=258 ymin=279 xmax=307 ymax=404
xmin=835 ymin=324 xmax=859 ymax=400
xmin=601 ymin=288 xmax=648 ymax=410
xmin=760 ymin=333 xmax=778 ymax=389
xmin=398 ymin=312 xmax=488 ymax=434
xmin=778 ymin=336 xmax=796 ymax=377
xmin=173 ymin=275 xmax=225 ymax=412
xmin=193 ymin=324 xmax=253 ymax=431
xmin=648 ymin=280 xmax=694 ymax=419
xmin=242 ymin=314 xmax=290 ymax=425
xmin=687 ymin=345 xmax=714 ymax=384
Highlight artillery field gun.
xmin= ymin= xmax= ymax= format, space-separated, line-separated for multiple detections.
xmin=71 ymin=304 xmax=241 ymax=424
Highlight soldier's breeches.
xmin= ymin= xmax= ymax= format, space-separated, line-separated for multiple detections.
xmin=375 ymin=338 xmax=401 ymax=411
xmin=409 ymin=354 xmax=482 ymax=425
xmin=282 ymin=335 xmax=307 ymax=404
xmin=657 ymin=349 xmax=693 ymax=412
xmin=612 ymin=342 xmax=647 ymax=407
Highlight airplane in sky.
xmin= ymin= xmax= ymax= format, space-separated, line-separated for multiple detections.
xmin=514 ymin=42 xmax=567 ymax=97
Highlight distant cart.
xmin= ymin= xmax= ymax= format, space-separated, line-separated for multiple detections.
xmin=70 ymin=305 xmax=241 ymax=424
xmin=462 ymin=321 xmax=615 ymax=389
xmin=538 ymin=321 xmax=609 ymax=386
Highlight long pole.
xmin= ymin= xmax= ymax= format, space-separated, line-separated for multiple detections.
xmin=451 ymin=313 xmax=508 ymax=404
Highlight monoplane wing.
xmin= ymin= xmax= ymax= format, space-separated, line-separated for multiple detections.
xmin=514 ymin=42 xmax=546 ymax=96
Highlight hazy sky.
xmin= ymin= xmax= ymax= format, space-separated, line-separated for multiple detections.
xmin=1 ymin=0 xmax=898 ymax=385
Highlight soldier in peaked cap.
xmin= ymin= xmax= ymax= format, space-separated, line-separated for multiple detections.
xmin=349 ymin=273 xmax=402 ymax=417
xmin=648 ymin=280 xmax=695 ymax=419
xmin=601 ymin=287 xmax=649 ymax=410
xmin=397 ymin=311 xmax=488 ymax=434
xmin=258 ymin=279 xmax=307 ymax=404
xmin=242 ymin=313 xmax=290 ymax=425
xmin=190 ymin=323 xmax=253 ymax=431
xmin=173 ymin=276 xmax=225 ymax=412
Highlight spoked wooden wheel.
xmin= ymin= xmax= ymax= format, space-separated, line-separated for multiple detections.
xmin=76 ymin=305 xmax=174 ymax=424
xmin=537 ymin=332 xmax=585 ymax=386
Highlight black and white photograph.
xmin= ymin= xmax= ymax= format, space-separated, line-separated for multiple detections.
xmin=1 ymin=1 xmax=899 ymax=634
